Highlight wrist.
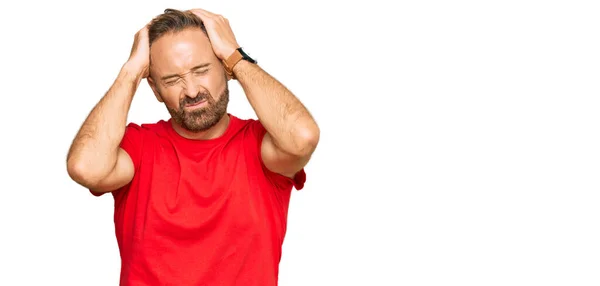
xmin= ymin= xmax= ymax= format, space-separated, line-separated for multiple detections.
xmin=223 ymin=47 xmax=257 ymax=79
xmin=232 ymin=58 xmax=251 ymax=75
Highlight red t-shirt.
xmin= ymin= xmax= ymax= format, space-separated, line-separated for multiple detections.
xmin=91 ymin=114 xmax=306 ymax=286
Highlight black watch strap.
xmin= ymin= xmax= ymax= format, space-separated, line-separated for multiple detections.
xmin=237 ymin=47 xmax=257 ymax=64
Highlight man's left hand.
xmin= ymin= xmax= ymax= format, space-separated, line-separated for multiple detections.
xmin=189 ymin=9 xmax=240 ymax=61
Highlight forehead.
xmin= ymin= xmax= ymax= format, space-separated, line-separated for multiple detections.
xmin=150 ymin=28 xmax=215 ymax=74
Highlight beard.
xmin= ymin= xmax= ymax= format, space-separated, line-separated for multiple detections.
xmin=166 ymin=85 xmax=229 ymax=132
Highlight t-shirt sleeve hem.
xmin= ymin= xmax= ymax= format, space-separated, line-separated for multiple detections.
xmin=87 ymin=123 xmax=143 ymax=198
xmin=252 ymin=120 xmax=308 ymax=191
xmin=89 ymin=189 xmax=104 ymax=197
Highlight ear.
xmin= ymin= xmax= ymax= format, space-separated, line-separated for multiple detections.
xmin=147 ymin=76 xmax=164 ymax=103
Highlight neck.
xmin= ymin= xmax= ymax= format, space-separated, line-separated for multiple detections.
xmin=171 ymin=113 xmax=230 ymax=140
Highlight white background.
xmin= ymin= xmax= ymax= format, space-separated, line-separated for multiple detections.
xmin=0 ymin=0 xmax=599 ymax=285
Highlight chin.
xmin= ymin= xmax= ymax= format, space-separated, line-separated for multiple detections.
xmin=183 ymin=113 xmax=224 ymax=132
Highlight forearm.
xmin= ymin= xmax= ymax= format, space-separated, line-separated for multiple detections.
xmin=67 ymin=63 xmax=143 ymax=183
xmin=233 ymin=61 xmax=319 ymax=156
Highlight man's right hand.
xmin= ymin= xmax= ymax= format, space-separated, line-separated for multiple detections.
xmin=127 ymin=24 xmax=151 ymax=79
xmin=66 ymin=23 xmax=151 ymax=194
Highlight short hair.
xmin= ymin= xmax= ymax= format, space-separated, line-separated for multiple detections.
xmin=148 ymin=8 xmax=208 ymax=46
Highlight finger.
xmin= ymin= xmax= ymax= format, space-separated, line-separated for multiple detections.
xmin=135 ymin=22 xmax=150 ymax=36
xmin=195 ymin=8 xmax=217 ymax=17
xmin=193 ymin=9 xmax=226 ymax=24
xmin=189 ymin=8 xmax=216 ymax=20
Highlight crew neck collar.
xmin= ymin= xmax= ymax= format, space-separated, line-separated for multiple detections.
xmin=164 ymin=113 xmax=238 ymax=146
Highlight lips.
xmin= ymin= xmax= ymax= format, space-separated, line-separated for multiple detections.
xmin=185 ymin=99 xmax=206 ymax=107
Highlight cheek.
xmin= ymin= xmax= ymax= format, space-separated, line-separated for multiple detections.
xmin=160 ymin=88 xmax=182 ymax=109
xmin=206 ymin=73 xmax=227 ymax=98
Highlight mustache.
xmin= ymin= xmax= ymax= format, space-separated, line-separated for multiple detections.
xmin=181 ymin=92 xmax=211 ymax=107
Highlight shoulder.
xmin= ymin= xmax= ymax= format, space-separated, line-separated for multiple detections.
xmin=122 ymin=119 xmax=171 ymax=139
xmin=119 ymin=120 xmax=170 ymax=159
xmin=125 ymin=119 xmax=169 ymax=133
xmin=229 ymin=115 xmax=307 ymax=191
xmin=229 ymin=114 xmax=259 ymax=127
xmin=231 ymin=115 xmax=265 ymax=136
xmin=218 ymin=114 xmax=265 ymax=142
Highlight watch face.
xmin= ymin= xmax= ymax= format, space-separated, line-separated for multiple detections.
xmin=238 ymin=48 xmax=257 ymax=64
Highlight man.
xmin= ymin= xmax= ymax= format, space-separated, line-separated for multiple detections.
xmin=66 ymin=8 xmax=319 ymax=286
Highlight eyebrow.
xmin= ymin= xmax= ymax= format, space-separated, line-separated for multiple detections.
xmin=161 ymin=63 xmax=211 ymax=81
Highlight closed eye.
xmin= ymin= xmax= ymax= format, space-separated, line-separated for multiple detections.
xmin=166 ymin=78 xmax=181 ymax=86
xmin=193 ymin=69 xmax=209 ymax=75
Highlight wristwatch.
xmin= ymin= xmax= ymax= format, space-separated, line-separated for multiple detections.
xmin=223 ymin=47 xmax=257 ymax=79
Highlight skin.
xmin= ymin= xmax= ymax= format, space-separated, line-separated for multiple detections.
xmin=147 ymin=28 xmax=231 ymax=139
xmin=66 ymin=9 xmax=320 ymax=194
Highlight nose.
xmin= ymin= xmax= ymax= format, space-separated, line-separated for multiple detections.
xmin=184 ymin=81 xmax=200 ymax=98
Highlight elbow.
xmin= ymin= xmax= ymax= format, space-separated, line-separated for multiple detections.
xmin=67 ymin=158 xmax=101 ymax=188
xmin=293 ymin=125 xmax=320 ymax=157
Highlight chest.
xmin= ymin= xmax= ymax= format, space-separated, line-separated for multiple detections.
xmin=129 ymin=138 xmax=275 ymax=240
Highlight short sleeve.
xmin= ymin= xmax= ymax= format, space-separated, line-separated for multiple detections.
xmin=248 ymin=120 xmax=307 ymax=191
xmin=89 ymin=123 xmax=144 ymax=197
xmin=119 ymin=123 xmax=144 ymax=171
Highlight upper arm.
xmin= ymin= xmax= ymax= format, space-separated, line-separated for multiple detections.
xmin=261 ymin=132 xmax=313 ymax=179
xmin=89 ymin=123 xmax=143 ymax=196
xmin=89 ymin=148 xmax=135 ymax=195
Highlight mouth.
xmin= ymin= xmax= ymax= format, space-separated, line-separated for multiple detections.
xmin=184 ymin=99 xmax=208 ymax=109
